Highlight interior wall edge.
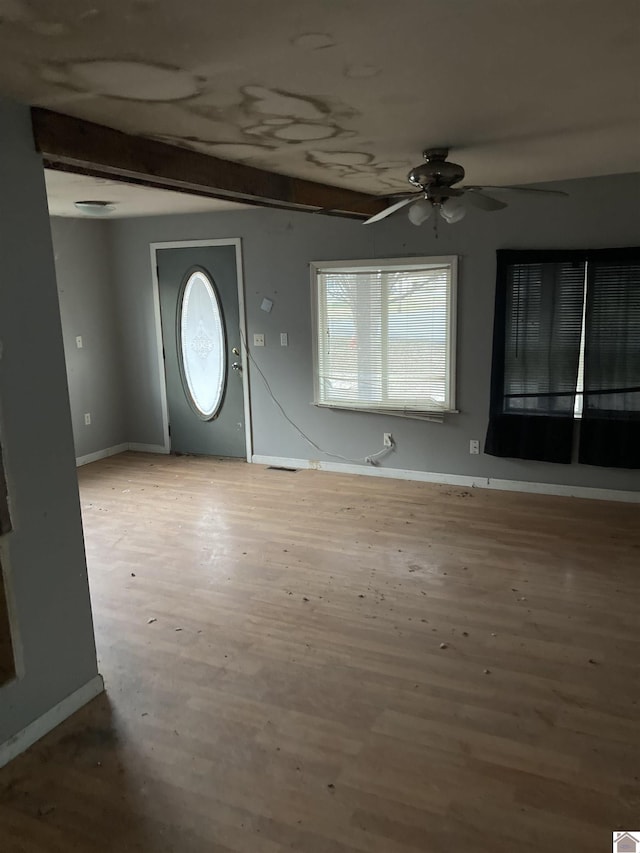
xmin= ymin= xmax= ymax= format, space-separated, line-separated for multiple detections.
xmin=0 ymin=96 xmax=99 ymax=748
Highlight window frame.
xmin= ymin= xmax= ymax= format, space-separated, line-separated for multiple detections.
xmin=176 ymin=265 xmax=228 ymax=422
xmin=310 ymin=255 xmax=458 ymax=418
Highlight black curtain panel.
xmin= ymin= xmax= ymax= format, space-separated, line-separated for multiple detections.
xmin=579 ymin=248 xmax=640 ymax=468
xmin=485 ymin=250 xmax=585 ymax=463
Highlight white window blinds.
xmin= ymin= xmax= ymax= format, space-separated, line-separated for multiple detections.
xmin=312 ymin=258 xmax=457 ymax=416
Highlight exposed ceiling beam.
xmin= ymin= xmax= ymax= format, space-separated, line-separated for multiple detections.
xmin=31 ymin=108 xmax=387 ymax=219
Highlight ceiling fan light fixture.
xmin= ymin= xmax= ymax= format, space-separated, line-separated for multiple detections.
xmin=440 ymin=197 xmax=466 ymax=223
xmin=407 ymin=198 xmax=432 ymax=226
xmin=363 ymin=147 xmax=567 ymax=227
xmin=74 ymin=200 xmax=116 ymax=216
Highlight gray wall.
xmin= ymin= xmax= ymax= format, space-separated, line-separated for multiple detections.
xmin=0 ymin=100 xmax=99 ymax=746
xmin=110 ymin=172 xmax=640 ymax=492
xmin=50 ymin=217 xmax=127 ymax=459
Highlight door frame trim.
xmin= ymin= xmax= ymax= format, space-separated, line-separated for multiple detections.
xmin=150 ymin=238 xmax=253 ymax=461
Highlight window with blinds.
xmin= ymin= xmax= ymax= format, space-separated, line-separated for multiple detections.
xmin=584 ymin=258 xmax=640 ymax=417
xmin=311 ymin=257 xmax=457 ymax=417
xmin=503 ymin=261 xmax=586 ymax=416
xmin=579 ymin=254 xmax=640 ymax=468
xmin=486 ymin=247 xmax=640 ymax=468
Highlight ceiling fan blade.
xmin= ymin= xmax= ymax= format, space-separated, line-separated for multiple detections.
xmin=464 ymin=184 xmax=569 ymax=197
xmin=464 ymin=190 xmax=508 ymax=211
xmin=363 ymin=196 xmax=420 ymax=224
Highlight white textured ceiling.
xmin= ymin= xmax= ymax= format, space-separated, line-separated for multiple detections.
xmin=1 ymin=0 xmax=639 ymax=194
xmin=45 ymin=169 xmax=248 ymax=217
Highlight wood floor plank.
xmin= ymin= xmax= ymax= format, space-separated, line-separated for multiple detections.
xmin=1 ymin=452 xmax=638 ymax=851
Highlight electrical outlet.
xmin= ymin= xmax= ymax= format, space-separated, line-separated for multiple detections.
xmin=253 ymin=333 xmax=265 ymax=347
xmin=75 ymin=335 xmax=83 ymax=349
xmin=84 ymin=413 xmax=91 ymax=426
xmin=383 ymin=432 xmax=393 ymax=447
xmin=469 ymin=439 xmax=480 ymax=454
xmin=280 ymin=332 xmax=288 ymax=347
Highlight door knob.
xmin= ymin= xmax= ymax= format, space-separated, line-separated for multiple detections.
xmin=231 ymin=362 xmax=242 ymax=371
xmin=232 ymin=347 xmax=240 ymax=356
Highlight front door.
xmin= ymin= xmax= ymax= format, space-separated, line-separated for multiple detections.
xmin=157 ymin=243 xmax=246 ymax=457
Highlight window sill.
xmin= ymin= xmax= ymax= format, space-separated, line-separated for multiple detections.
xmin=312 ymin=402 xmax=459 ymax=423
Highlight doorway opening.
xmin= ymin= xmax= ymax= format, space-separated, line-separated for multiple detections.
xmin=45 ymin=168 xmax=253 ymax=469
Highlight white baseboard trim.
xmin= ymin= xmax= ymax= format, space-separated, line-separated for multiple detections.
xmin=252 ymin=455 xmax=640 ymax=503
xmin=76 ymin=443 xmax=129 ymax=467
xmin=481 ymin=477 xmax=639 ymax=502
xmin=76 ymin=443 xmax=169 ymax=466
xmin=127 ymin=442 xmax=169 ymax=454
xmin=0 ymin=674 xmax=104 ymax=769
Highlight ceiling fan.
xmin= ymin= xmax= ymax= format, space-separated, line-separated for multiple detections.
xmin=364 ymin=148 xmax=568 ymax=226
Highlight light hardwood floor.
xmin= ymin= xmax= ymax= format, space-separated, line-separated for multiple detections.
xmin=1 ymin=452 xmax=639 ymax=852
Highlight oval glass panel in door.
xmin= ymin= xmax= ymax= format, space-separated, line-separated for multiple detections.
xmin=178 ymin=269 xmax=226 ymax=420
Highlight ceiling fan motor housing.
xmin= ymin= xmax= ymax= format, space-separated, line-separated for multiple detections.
xmin=408 ymin=148 xmax=465 ymax=189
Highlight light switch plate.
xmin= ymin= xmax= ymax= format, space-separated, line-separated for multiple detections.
xmin=280 ymin=333 xmax=288 ymax=346
xmin=76 ymin=335 xmax=83 ymax=349
xmin=253 ymin=333 xmax=265 ymax=347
